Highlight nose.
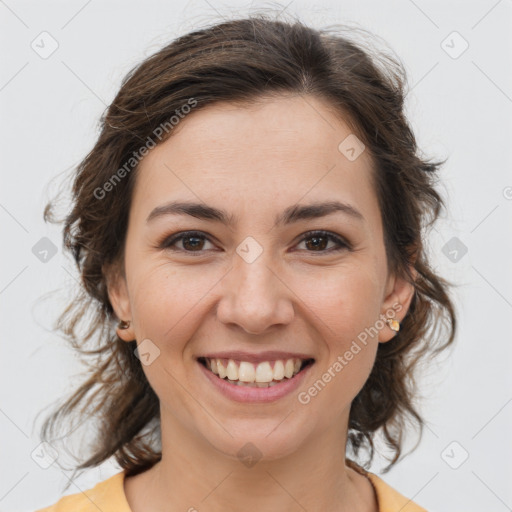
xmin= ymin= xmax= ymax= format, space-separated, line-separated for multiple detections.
xmin=216 ymin=252 xmax=295 ymax=335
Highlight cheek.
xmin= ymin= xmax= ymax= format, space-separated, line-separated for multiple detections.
xmin=129 ymin=263 xmax=216 ymax=348
xmin=296 ymin=264 xmax=383 ymax=339
xmin=295 ymin=266 xmax=382 ymax=392
xmin=126 ymin=265 xmax=215 ymax=402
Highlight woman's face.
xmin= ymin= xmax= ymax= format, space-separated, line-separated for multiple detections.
xmin=108 ymin=94 xmax=414 ymax=461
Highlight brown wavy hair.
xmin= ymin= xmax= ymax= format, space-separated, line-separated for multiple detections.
xmin=39 ymin=13 xmax=457 ymax=485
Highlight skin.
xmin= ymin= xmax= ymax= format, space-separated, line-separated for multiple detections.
xmin=107 ymin=93 xmax=416 ymax=512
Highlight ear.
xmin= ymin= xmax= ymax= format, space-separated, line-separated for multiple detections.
xmin=103 ymin=262 xmax=135 ymax=342
xmin=378 ymin=265 xmax=417 ymax=343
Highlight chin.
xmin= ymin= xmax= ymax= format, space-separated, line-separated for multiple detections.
xmin=201 ymin=420 xmax=313 ymax=465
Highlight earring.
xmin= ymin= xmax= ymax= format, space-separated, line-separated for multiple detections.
xmin=386 ymin=318 xmax=400 ymax=332
xmin=117 ymin=320 xmax=131 ymax=330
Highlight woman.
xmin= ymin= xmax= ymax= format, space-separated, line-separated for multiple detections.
xmin=35 ymin=14 xmax=456 ymax=512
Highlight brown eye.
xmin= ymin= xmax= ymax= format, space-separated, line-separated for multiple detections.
xmin=296 ymin=231 xmax=350 ymax=253
xmin=158 ymin=230 xmax=350 ymax=255
xmin=160 ymin=231 xmax=215 ymax=253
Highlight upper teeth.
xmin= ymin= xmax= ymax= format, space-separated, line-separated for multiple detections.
xmin=205 ymin=358 xmax=304 ymax=383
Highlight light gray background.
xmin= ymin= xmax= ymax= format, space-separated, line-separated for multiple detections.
xmin=1 ymin=1 xmax=511 ymax=511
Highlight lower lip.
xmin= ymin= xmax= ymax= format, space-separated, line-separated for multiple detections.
xmin=197 ymin=360 xmax=314 ymax=403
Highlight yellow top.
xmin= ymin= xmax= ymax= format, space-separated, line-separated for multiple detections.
xmin=35 ymin=468 xmax=427 ymax=512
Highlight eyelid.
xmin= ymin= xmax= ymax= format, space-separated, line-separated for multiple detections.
xmin=293 ymin=230 xmax=351 ymax=252
xmin=157 ymin=229 xmax=351 ymax=254
xmin=156 ymin=230 xmax=217 ymax=255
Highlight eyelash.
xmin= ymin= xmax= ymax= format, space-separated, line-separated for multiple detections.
xmin=157 ymin=230 xmax=351 ymax=255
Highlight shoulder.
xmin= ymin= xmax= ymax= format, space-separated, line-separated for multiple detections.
xmin=34 ymin=471 xmax=131 ymax=512
xmin=366 ymin=472 xmax=428 ymax=512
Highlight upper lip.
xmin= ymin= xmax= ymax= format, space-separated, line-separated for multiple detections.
xmin=198 ymin=351 xmax=315 ymax=364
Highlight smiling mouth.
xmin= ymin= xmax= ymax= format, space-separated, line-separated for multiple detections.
xmin=197 ymin=356 xmax=315 ymax=388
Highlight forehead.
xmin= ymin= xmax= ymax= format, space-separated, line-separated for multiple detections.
xmin=131 ymin=94 xmax=378 ymax=227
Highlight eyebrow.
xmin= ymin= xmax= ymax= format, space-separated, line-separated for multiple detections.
xmin=146 ymin=200 xmax=365 ymax=227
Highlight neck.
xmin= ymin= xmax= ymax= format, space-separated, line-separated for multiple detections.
xmin=125 ymin=408 xmax=376 ymax=512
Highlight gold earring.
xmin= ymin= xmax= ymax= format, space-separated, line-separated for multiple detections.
xmin=117 ymin=320 xmax=131 ymax=330
xmin=386 ymin=318 xmax=400 ymax=332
